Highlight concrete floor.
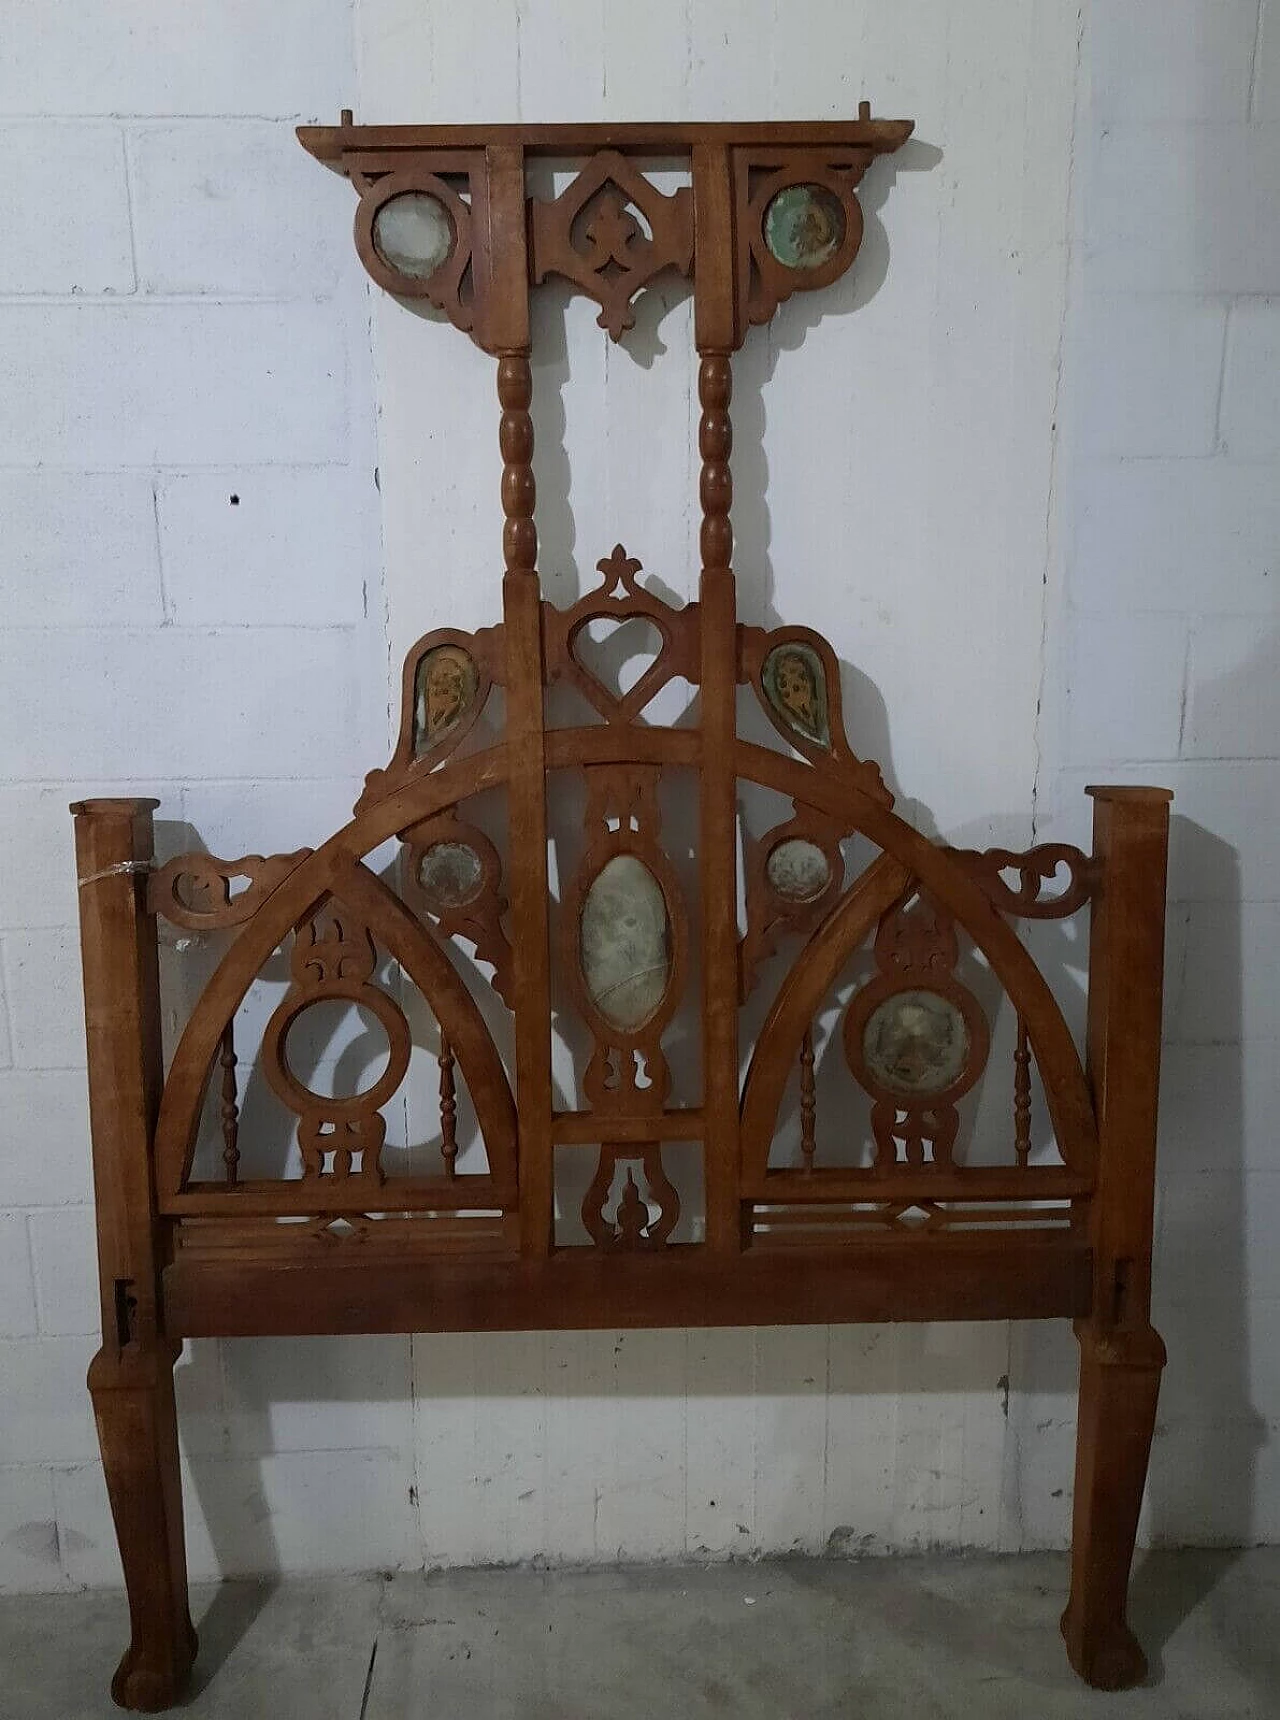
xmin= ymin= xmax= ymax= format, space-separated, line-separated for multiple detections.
xmin=2 ymin=1550 xmax=1277 ymax=1719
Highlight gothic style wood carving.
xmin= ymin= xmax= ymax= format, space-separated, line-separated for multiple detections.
xmin=73 ymin=113 xmax=1172 ymax=1711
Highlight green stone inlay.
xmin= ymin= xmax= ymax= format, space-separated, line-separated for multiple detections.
xmin=580 ymin=854 xmax=671 ymax=1033
xmin=863 ymin=989 xmax=970 ymax=1098
xmin=763 ymin=183 xmax=846 ymax=271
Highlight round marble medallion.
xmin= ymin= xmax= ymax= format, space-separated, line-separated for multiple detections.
xmin=373 ymin=192 xmax=453 ymax=279
xmin=763 ymin=184 xmax=846 ymax=271
xmin=418 ymin=840 xmax=484 ymax=910
xmin=861 ymin=988 xmax=971 ymax=1098
xmin=765 ymin=837 xmax=831 ymax=903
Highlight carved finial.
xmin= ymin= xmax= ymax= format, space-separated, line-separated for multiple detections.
xmin=595 ymin=543 xmax=643 ymax=593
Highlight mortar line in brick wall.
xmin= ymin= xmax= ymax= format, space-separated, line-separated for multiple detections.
xmin=1 ymin=774 xmax=352 ymax=789
xmin=0 ymin=1202 xmax=94 ymax=1215
xmin=0 ymin=113 xmax=315 ymax=121
xmin=0 ymin=292 xmax=337 ymax=307
xmin=0 ymin=623 xmax=363 ymax=638
xmin=1 ymin=620 xmax=370 ymax=634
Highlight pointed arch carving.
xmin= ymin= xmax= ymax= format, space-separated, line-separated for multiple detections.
xmin=154 ymin=784 xmax=518 ymax=1213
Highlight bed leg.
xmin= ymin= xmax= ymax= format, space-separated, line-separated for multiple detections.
xmin=89 ymin=1342 xmax=197 ymax=1712
xmin=1061 ymin=1318 xmax=1165 ymax=1690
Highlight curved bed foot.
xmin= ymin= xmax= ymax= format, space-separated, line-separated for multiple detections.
xmin=89 ymin=1344 xmax=197 ymax=1712
xmin=1060 ymin=1608 xmax=1147 ymax=1691
xmin=1062 ymin=1319 xmax=1165 ymax=1691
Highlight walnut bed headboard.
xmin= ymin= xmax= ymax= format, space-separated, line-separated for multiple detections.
xmin=72 ymin=113 xmax=1172 ymax=1711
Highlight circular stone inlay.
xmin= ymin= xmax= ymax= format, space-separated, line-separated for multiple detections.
xmin=418 ymin=841 xmax=484 ymax=911
xmin=373 ymin=192 xmax=453 ymax=279
xmin=763 ymin=184 xmax=846 ymax=271
xmin=862 ymin=989 xmax=971 ymax=1098
xmin=765 ymin=837 xmax=831 ymax=903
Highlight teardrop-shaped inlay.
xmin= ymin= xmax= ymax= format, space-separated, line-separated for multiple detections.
xmin=762 ymin=641 xmax=831 ymax=748
xmin=579 ymin=854 xmax=671 ymax=1032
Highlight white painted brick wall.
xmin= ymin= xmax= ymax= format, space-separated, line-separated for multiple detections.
xmin=0 ymin=1 xmax=391 ymax=1594
xmin=2 ymin=0 xmax=1278 ymax=1599
xmin=1039 ymin=0 xmax=1280 ymax=1558
xmin=0 ymin=126 xmax=134 ymax=295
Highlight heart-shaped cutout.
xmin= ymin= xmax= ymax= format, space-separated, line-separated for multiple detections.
xmin=572 ymin=615 xmax=665 ymax=704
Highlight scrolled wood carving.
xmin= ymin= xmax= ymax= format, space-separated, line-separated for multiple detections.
xmin=739 ymin=805 xmax=849 ymax=1000
xmin=582 ymin=1142 xmax=681 ymax=1250
xmin=401 ymin=810 xmax=514 ymax=1006
xmin=529 ymin=150 xmax=694 ymax=340
xmin=351 ymin=153 xmax=483 ymax=333
xmin=952 ymin=842 xmax=1098 ymax=919
xmin=149 ymin=851 xmax=310 ymax=930
xmin=544 ymin=544 xmax=701 ymax=724
xmin=733 ymin=147 xmax=872 ymax=329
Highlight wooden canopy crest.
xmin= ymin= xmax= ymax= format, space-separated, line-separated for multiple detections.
xmin=73 ymin=112 xmax=1172 ymax=1709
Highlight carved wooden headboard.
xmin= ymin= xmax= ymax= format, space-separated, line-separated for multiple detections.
xmin=72 ymin=113 xmax=1172 ymax=1711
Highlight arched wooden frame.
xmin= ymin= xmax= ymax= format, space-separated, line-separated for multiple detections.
xmin=71 ymin=111 xmax=1173 ymax=1713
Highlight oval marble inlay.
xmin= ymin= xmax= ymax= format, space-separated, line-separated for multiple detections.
xmin=763 ymin=184 xmax=846 ymax=272
xmin=862 ymin=989 xmax=971 ymax=1098
xmin=580 ymin=854 xmax=672 ymax=1033
xmin=373 ymin=192 xmax=453 ymax=279
xmin=418 ymin=841 xmax=484 ymax=910
xmin=765 ymin=837 xmax=831 ymax=903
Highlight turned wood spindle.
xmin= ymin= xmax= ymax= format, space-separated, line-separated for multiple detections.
xmin=1014 ymin=1014 xmax=1031 ymax=1168
xmin=218 ymin=1022 xmax=240 ymax=1185
xmin=439 ymin=1032 xmax=458 ymax=1177
xmin=498 ymin=353 xmax=537 ymax=578
xmin=698 ymin=353 xmax=733 ymax=574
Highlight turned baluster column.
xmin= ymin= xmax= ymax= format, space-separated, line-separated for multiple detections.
xmin=487 ymin=142 xmax=554 ymax=1253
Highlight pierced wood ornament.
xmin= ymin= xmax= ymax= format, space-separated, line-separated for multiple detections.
xmin=72 ymin=111 xmax=1172 ymax=1710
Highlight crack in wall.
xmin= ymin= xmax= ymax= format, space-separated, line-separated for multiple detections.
xmin=1030 ymin=2 xmax=1086 ymax=845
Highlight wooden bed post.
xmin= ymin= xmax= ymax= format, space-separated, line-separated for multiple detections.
xmin=1062 ymin=785 xmax=1173 ymax=1690
xmin=72 ymin=799 xmax=196 ymax=1713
